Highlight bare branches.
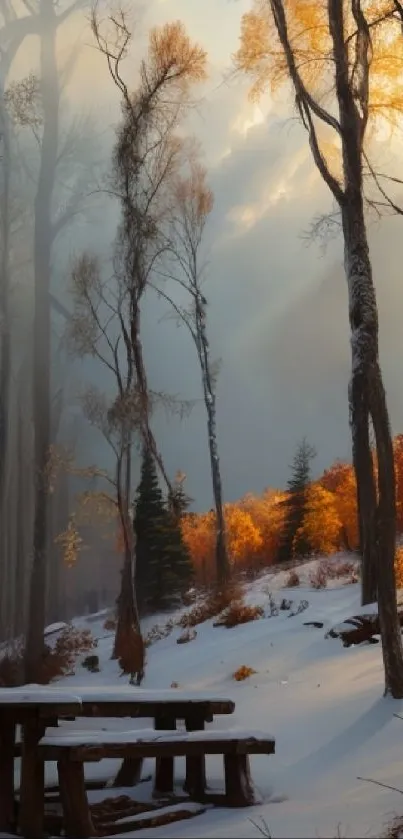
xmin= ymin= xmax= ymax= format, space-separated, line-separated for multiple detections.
xmin=90 ymin=3 xmax=131 ymax=102
xmin=269 ymin=0 xmax=344 ymax=204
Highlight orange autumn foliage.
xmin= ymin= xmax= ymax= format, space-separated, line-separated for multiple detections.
xmin=234 ymin=0 xmax=403 ymax=169
xmin=112 ymin=440 xmax=403 ymax=583
xmin=295 ymin=483 xmax=342 ymax=556
xmin=181 ymin=504 xmax=262 ymax=584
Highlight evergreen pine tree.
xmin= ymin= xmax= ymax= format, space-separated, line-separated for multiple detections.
xmin=169 ymin=471 xmax=193 ymax=524
xmin=134 ymin=449 xmax=193 ymax=613
xmin=278 ymin=438 xmax=316 ymax=562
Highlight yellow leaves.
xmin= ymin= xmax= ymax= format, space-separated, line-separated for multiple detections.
xmin=55 ymin=515 xmax=84 ymax=568
xmin=235 ymin=0 xmax=403 ymax=137
xmin=295 ymin=483 xmax=342 ymax=556
xmin=45 ymin=444 xmax=73 ymax=495
xmin=224 ymin=504 xmax=263 ymax=563
xmin=234 ymin=0 xmax=330 ymax=101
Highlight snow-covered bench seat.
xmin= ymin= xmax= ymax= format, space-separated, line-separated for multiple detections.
xmin=38 ymin=727 xmax=276 ymax=837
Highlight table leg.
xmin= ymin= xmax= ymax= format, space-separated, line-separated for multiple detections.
xmin=184 ymin=714 xmax=206 ymax=798
xmin=113 ymin=756 xmax=143 ymax=788
xmin=19 ymin=720 xmax=45 ymax=839
xmin=0 ymin=722 xmax=16 ymax=833
xmin=153 ymin=714 xmax=176 ymax=796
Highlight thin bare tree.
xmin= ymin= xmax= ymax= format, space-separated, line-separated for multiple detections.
xmin=91 ymin=5 xmax=207 ymax=500
xmin=152 ymin=161 xmax=229 ymax=585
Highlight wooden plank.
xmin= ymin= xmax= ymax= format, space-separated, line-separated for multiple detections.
xmin=154 ymin=714 xmax=176 ymax=796
xmin=39 ymin=736 xmax=276 ymax=763
xmin=184 ymin=712 xmax=206 ymax=798
xmin=98 ymin=802 xmax=208 ymax=835
xmin=224 ymin=753 xmax=255 ymax=807
xmin=0 ymin=722 xmax=16 ymax=833
xmin=78 ymin=698 xmax=234 ymax=721
xmin=19 ymin=719 xmax=46 ymax=839
xmin=58 ymin=757 xmax=95 ymax=839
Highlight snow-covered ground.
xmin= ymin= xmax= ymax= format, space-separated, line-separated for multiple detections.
xmin=17 ymin=556 xmax=403 ymax=837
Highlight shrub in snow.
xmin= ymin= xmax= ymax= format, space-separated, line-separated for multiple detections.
xmin=289 ymin=599 xmax=309 ymax=617
xmin=0 ymin=639 xmax=24 ymax=686
xmin=322 ymin=558 xmax=358 ymax=581
xmin=181 ymin=587 xmax=198 ymax=606
xmin=310 ymin=563 xmax=328 ymax=589
xmin=280 ymin=598 xmax=293 ymax=611
xmin=285 ymin=570 xmax=300 ymax=588
xmin=40 ymin=627 xmax=97 ymax=682
xmin=145 ymin=620 xmax=175 ymax=647
xmin=178 ymin=582 xmax=243 ymax=628
xmin=0 ymin=627 xmax=97 ymax=685
xmin=176 ymin=628 xmax=197 ymax=644
xmin=103 ymin=617 xmax=117 ymax=632
xmin=213 ymin=601 xmax=264 ymax=628
xmin=82 ymin=654 xmax=100 ymax=673
xmin=232 ymin=665 xmax=257 ymax=681
xmin=267 ymin=591 xmax=279 ymax=617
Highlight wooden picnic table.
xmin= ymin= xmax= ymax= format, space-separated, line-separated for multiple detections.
xmin=0 ymin=685 xmax=235 ymax=838
xmin=65 ymin=687 xmax=235 ymax=798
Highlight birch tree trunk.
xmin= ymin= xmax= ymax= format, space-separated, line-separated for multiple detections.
xmin=196 ymin=299 xmax=229 ymax=585
xmin=343 ymin=199 xmax=403 ymax=695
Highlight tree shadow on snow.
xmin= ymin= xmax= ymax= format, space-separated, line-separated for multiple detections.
xmin=281 ymin=695 xmax=403 ymax=792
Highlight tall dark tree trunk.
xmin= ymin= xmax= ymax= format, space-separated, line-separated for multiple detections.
xmin=25 ymin=0 xmax=59 ymax=682
xmin=343 ymin=201 xmax=403 ymax=695
xmin=196 ymin=299 xmax=229 ymax=585
xmin=14 ymin=403 xmax=26 ymax=638
xmin=0 ymin=99 xmax=12 ymax=639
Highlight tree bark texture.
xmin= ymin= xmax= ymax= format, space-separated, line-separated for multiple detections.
xmin=25 ymin=0 xmax=59 ymax=682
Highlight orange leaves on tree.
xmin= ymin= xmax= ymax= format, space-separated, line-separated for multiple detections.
xmin=234 ymin=0 xmax=403 ymax=175
xmin=224 ymin=503 xmax=263 ymax=565
xmin=294 ymin=483 xmax=342 ymax=556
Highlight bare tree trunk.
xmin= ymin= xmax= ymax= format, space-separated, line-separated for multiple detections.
xmin=14 ymin=403 xmax=26 ymax=638
xmin=343 ymin=202 xmax=403 ymax=696
xmin=0 ymin=100 xmax=12 ymax=638
xmin=130 ymin=306 xmax=173 ymax=497
xmin=370 ymin=367 xmax=403 ymax=695
xmin=25 ymin=0 xmax=59 ymax=682
xmin=113 ymin=442 xmax=144 ymax=683
xmin=196 ymin=300 xmax=229 ymax=585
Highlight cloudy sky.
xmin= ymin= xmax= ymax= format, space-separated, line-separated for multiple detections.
xmin=15 ymin=0 xmax=403 ymax=510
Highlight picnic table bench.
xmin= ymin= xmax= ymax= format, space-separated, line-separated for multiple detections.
xmin=0 ymin=686 xmax=236 ymax=838
xmin=39 ymin=727 xmax=276 ymax=837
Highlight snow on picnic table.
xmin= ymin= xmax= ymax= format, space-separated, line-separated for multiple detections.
xmin=0 ymin=687 xmax=82 ymax=705
xmin=67 ymin=686 xmax=234 ymax=704
xmin=40 ymin=727 xmax=275 ymax=747
xmin=11 ymin=554 xmax=403 ymax=838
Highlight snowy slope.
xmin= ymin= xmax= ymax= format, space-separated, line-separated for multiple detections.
xmin=31 ymin=558 xmax=403 ymax=837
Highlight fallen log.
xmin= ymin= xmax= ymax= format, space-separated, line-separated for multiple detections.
xmin=326 ymin=611 xmax=403 ymax=647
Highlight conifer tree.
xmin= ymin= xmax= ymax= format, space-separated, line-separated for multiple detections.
xmin=169 ymin=471 xmax=193 ymax=525
xmin=135 ymin=449 xmax=193 ymax=612
xmin=278 ymin=438 xmax=316 ymax=562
